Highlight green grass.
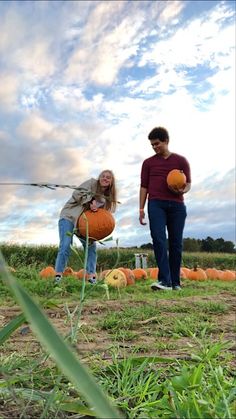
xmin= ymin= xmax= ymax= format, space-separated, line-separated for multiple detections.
xmin=1 ymin=243 xmax=235 ymax=270
xmin=193 ymin=301 xmax=229 ymax=314
xmin=0 ymin=251 xmax=235 ymax=418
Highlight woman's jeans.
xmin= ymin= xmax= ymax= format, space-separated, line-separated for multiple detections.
xmin=148 ymin=199 xmax=187 ymax=287
xmin=55 ymin=218 xmax=97 ymax=274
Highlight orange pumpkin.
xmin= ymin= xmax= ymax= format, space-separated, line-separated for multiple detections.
xmin=77 ymin=208 xmax=115 ymax=241
xmin=149 ymin=267 xmax=159 ymax=279
xmin=118 ymin=267 xmax=135 ymax=286
xmin=63 ymin=267 xmax=76 ymax=277
xmin=99 ymin=269 xmax=111 ymax=280
xmin=180 ymin=268 xmax=188 ymax=279
xmin=219 ymin=270 xmax=236 ymax=282
xmin=205 ymin=268 xmax=220 ymax=280
xmin=181 ymin=267 xmax=191 ymax=278
xmin=75 ymin=269 xmax=90 ymax=280
xmin=167 ymin=169 xmax=186 ymax=189
xmin=145 ymin=268 xmax=153 ymax=276
xmin=125 ymin=268 xmax=136 ymax=286
xmin=132 ymin=268 xmax=148 ymax=281
xmin=104 ymin=269 xmax=127 ymax=288
xmin=39 ymin=266 xmax=56 ymax=278
xmin=188 ymin=267 xmax=207 ymax=281
xmin=217 ymin=270 xmax=224 ymax=280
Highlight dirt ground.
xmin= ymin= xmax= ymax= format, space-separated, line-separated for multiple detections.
xmin=1 ymin=292 xmax=236 ymax=365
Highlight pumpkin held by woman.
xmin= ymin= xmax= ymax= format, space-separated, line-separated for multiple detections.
xmin=77 ymin=208 xmax=115 ymax=241
xmin=167 ymin=169 xmax=186 ymax=189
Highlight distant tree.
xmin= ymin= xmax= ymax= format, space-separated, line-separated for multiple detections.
xmin=201 ymin=236 xmax=215 ymax=252
xmin=140 ymin=243 xmax=153 ymax=250
xmin=139 ymin=237 xmax=235 ymax=253
xmin=214 ymin=239 xmax=235 ymax=253
xmin=222 ymin=240 xmax=236 ymax=253
xmin=215 ymin=238 xmax=226 ymax=252
xmin=183 ymin=238 xmax=201 ymax=252
xmin=200 ymin=236 xmax=235 ymax=253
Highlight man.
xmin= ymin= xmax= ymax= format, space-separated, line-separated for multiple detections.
xmin=139 ymin=126 xmax=191 ymax=290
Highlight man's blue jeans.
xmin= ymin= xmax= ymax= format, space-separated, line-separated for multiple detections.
xmin=148 ymin=199 xmax=187 ymax=287
xmin=55 ymin=218 xmax=97 ymax=274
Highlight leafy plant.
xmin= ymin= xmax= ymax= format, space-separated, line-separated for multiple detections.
xmin=0 ymin=245 xmax=122 ymax=418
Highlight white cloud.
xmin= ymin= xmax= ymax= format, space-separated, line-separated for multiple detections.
xmin=159 ymin=0 xmax=185 ymax=23
xmin=139 ymin=4 xmax=235 ymax=70
xmin=0 ymin=73 xmax=20 ymax=110
xmin=65 ymin=2 xmax=147 ymax=85
xmin=17 ymin=112 xmax=54 ymax=140
xmin=0 ymin=7 xmax=26 ymax=53
xmin=14 ymin=40 xmax=56 ymax=78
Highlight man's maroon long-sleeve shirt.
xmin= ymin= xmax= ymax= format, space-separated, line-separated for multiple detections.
xmin=140 ymin=153 xmax=191 ymax=203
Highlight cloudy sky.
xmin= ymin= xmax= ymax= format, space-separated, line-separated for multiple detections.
xmin=0 ymin=0 xmax=235 ymax=248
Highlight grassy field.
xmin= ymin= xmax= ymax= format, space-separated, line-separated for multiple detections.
xmin=0 ymin=243 xmax=235 ymax=270
xmin=0 ymin=246 xmax=235 ymax=418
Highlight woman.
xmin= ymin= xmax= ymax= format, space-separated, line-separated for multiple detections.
xmin=54 ymin=170 xmax=117 ymax=284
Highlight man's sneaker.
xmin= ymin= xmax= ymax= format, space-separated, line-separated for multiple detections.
xmin=88 ymin=276 xmax=97 ymax=284
xmin=151 ymin=281 xmax=172 ymax=291
xmin=173 ymin=285 xmax=182 ymax=291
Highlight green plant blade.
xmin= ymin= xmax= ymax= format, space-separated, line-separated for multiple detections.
xmin=60 ymin=400 xmax=97 ymax=415
xmin=0 ymin=253 xmax=122 ymax=419
xmin=0 ymin=312 xmax=26 ymax=345
xmin=0 ymin=387 xmax=52 ymax=401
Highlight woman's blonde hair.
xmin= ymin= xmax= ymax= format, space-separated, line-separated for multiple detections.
xmin=96 ymin=170 xmax=117 ymax=212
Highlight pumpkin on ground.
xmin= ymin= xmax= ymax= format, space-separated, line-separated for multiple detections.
xmin=149 ymin=267 xmax=159 ymax=280
xmin=180 ymin=268 xmax=188 ymax=279
xmin=77 ymin=208 xmax=115 ymax=241
xmin=181 ymin=267 xmax=191 ymax=278
xmin=104 ymin=269 xmax=127 ymax=288
xmin=118 ymin=267 xmax=135 ymax=286
xmin=167 ymin=169 xmax=186 ymax=189
xmin=188 ymin=267 xmax=207 ymax=281
xmin=75 ymin=269 xmax=92 ymax=280
xmin=39 ymin=266 xmax=56 ymax=278
xmin=219 ymin=270 xmax=236 ymax=282
xmin=205 ymin=268 xmax=220 ymax=280
xmin=63 ymin=267 xmax=76 ymax=277
xmin=145 ymin=268 xmax=153 ymax=276
xmin=99 ymin=269 xmax=111 ymax=280
xmin=132 ymin=268 xmax=148 ymax=281
xmin=125 ymin=268 xmax=136 ymax=286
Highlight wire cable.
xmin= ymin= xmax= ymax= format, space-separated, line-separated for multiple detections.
xmin=0 ymin=182 xmax=78 ymax=190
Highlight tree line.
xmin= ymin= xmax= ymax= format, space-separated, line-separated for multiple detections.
xmin=139 ymin=236 xmax=235 ymax=253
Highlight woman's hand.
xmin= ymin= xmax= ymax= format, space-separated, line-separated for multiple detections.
xmin=90 ymin=199 xmax=98 ymax=212
xmin=139 ymin=209 xmax=147 ymax=225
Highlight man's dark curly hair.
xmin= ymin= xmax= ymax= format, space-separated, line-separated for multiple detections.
xmin=148 ymin=127 xmax=169 ymax=142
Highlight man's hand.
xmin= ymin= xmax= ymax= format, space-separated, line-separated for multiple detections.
xmin=168 ymin=182 xmax=191 ymax=194
xmin=168 ymin=184 xmax=186 ymax=194
xmin=139 ymin=209 xmax=147 ymax=225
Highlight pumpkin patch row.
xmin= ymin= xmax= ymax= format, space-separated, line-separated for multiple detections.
xmin=180 ymin=267 xmax=236 ymax=281
xmin=39 ymin=265 xmax=235 ymax=285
